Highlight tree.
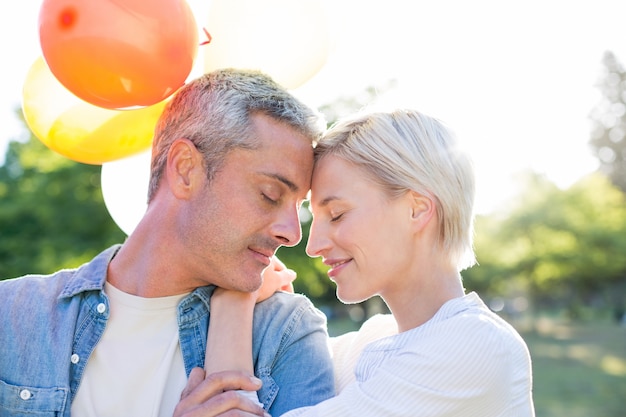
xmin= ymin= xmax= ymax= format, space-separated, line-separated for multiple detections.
xmin=589 ymin=51 xmax=626 ymax=193
xmin=0 ymin=122 xmax=126 ymax=280
xmin=464 ymin=171 xmax=626 ymax=318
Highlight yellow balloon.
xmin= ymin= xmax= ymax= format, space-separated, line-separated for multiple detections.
xmin=22 ymin=57 xmax=167 ymax=165
xmin=203 ymin=0 xmax=330 ymax=89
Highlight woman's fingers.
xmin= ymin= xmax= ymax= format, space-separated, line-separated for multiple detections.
xmin=175 ymin=369 xmax=266 ymax=417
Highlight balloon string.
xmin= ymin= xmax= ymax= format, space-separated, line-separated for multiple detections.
xmin=200 ymin=28 xmax=212 ymax=46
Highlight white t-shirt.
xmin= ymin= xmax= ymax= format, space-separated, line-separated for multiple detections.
xmin=72 ymin=282 xmax=189 ymax=417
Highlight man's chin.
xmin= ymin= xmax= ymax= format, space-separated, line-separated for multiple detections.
xmin=232 ymin=273 xmax=263 ymax=293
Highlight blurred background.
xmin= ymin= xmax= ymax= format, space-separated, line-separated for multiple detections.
xmin=1 ymin=1 xmax=625 ymax=416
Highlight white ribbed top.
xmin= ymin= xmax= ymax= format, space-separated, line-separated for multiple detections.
xmin=283 ymin=292 xmax=535 ymax=417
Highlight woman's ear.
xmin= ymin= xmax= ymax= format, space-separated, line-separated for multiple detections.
xmin=408 ymin=190 xmax=435 ymax=231
xmin=166 ymin=138 xmax=203 ymax=199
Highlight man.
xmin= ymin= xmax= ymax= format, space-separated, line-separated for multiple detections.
xmin=0 ymin=69 xmax=334 ymax=416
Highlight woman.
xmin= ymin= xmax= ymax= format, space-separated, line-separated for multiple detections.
xmin=204 ymin=109 xmax=535 ymax=416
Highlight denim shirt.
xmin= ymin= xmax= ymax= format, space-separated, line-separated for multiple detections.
xmin=0 ymin=245 xmax=335 ymax=416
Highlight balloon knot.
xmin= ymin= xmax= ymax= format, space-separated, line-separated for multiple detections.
xmin=200 ymin=27 xmax=212 ymax=46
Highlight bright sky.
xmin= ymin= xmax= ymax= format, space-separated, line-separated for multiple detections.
xmin=1 ymin=0 xmax=625 ymax=215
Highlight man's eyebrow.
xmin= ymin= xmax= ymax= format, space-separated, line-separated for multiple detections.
xmin=260 ymin=172 xmax=298 ymax=192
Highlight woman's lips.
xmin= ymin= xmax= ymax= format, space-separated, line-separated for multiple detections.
xmin=326 ymin=258 xmax=352 ymax=277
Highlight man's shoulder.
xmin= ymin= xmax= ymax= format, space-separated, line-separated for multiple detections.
xmin=256 ymin=291 xmax=323 ymax=316
xmin=0 ymin=269 xmax=74 ymax=294
xmin=260 ymin=290 xmax=315 ymax=307
xmin=0 ymin=245 xmax=119 ymax=301
xmin=252 ymin=291 xmax=327 ymax=333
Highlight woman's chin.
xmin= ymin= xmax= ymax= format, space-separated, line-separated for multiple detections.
xmin=336 ymin=289 xmax=369 ymax=305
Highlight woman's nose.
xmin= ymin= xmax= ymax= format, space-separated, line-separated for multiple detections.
xmin=305 ymin=219 xmax=328 ymax=258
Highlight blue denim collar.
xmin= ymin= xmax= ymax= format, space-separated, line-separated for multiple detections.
xmin=58 ymin=244 xmax=121 ymax=299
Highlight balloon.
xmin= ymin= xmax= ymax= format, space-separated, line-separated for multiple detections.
xmin=22 ymin=57 xmax=166 ymax=164
xmin=203 ymin=0 xmax=330 ymax=89
xmin=39 ymin=0 xmax=198 ymax=109
xmin=101 ymin=149 xmax=151 ymax=236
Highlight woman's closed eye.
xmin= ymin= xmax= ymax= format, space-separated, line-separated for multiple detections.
xmin=330 ymin=212 xmax=344 ymax=222
xmin=262 ymin=193 xmax=279 ymax=205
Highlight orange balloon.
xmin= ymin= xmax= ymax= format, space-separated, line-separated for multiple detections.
xmin=39 ymin=0 xmax=198 ymax=109
xmin=22 ymin=57 xmax=167 ymax=165
xmin=203 ymin=0 xmax=330 ymax=89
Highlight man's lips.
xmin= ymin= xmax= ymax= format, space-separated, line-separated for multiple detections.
xmin=249 ymin=247 xmax=275 ymax=266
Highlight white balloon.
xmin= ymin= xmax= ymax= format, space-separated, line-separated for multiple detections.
xmin=203 ymin=0 xmax=331 ymax=89
xmin=101 ymin=149 xmax=151 ymax=236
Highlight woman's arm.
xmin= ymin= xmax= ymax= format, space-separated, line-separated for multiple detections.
xmin=205 ymin=288 xmax=256 ymax=375
xmin=205 ymin=256 xmax=297 ymax=374
xmin=204 ymin=256 xmax=298 ymax=404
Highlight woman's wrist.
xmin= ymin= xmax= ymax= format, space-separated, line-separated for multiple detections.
xmin=205 ymin=288 xmax=255 ymax=375
xmin=211 ymin=288 xmax=257 ymax=311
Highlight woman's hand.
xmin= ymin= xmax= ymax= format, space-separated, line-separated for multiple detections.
xmin=255 ymin=256 xmax=296 ymax=302
xmin=174 ymin=368 xmax=267 ymax=417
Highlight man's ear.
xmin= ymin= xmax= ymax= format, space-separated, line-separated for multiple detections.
xmin=166 ymin=138 xmax=203 ymax=199
xmin=408 ymin=190 xmax=435 ymax=232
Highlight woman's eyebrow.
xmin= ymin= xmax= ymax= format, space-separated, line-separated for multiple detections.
xmin=317 ymin=195 xmax=340 ymax=207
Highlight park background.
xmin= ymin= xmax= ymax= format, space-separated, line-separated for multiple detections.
xmin=1 ymin=1 xmax=625 ymax=416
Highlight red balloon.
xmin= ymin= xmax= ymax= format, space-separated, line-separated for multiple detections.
xmin=39 ymin=0 xmax=198 ymax=110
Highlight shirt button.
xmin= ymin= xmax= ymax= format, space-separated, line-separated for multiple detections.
xmin=96 ymin=303 xmax=106 ymax=314
xmin=19 ymin=389 xmax=32 ymax=400
xmin=71 ymin=354 xmax=80 ymax=364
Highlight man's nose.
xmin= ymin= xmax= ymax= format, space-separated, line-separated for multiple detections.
xmin=272 ymin=205 xmax=302 ymax=247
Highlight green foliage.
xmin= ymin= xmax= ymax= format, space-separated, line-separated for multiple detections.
xmin=0 ymin=134 xmax=126 ymax=280
xmin=463 ymin=171 xmax=626 ymax=314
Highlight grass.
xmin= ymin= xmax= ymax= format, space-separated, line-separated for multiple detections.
xmin=520 ymin=317 xmax=626 ymax=417
xmin=328 ymin=314 xmax=626 ymax=417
